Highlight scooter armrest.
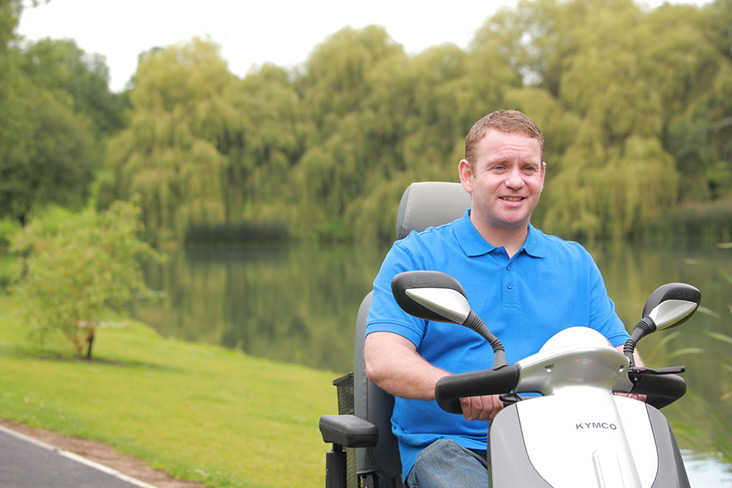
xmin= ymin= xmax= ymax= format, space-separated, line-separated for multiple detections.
xmin=319 ymin=414 xmax=378 ymax=448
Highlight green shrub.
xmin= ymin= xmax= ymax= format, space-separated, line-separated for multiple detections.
xmin=9 ymin=201 xmax=161 ymax=359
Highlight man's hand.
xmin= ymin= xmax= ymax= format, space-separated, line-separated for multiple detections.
xmin=615 ymin=392 xmax=647 ymax=402
xmin=459 ymin=394 xmax=503 ymax=422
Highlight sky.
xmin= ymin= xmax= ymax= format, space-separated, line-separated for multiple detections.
xmin=17 ymin=0 xmax=711 ymax=93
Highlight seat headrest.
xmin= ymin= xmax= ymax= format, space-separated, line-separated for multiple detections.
xmin=395 ymin=182 xmax=471 ymax=239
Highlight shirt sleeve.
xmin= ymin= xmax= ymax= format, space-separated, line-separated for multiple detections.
xmin=365 ymin=239 xmax=428 ymax=347
xmin=587 ymin=254 xmax=629 ymax=347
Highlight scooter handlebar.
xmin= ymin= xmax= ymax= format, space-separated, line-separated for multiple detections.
xmin=628 ymin=370 xmax=687 ymax=409
xmin=435 ymin=365 xmax=520 ymax=414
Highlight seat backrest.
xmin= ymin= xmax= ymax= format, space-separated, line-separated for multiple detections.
xmin=395 ymin=181 xmax=472 ymax=240
xmin=353 ymin=182 xmax=470 ymax=486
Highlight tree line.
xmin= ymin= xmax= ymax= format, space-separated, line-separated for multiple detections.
xmin=1 ymin=0 xmax=731 ymax=246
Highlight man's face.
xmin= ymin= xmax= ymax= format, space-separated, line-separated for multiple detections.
xmin=459 ymin=129 xmax=545 ymax=234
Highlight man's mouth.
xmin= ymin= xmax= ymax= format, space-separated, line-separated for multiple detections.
xmin=500 ymin=196 xmax=524 ymax=202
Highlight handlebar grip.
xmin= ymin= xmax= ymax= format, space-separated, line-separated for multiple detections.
xmin=435 ymin=365 xmax=520 ymax=414
xmin=630 ymin=373 xmax=687 ymax=409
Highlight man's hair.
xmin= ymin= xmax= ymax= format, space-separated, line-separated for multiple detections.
xmin=464 ymin=110 xmax=544 ymax=164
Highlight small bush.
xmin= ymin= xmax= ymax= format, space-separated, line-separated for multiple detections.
xmin=10 ymin=201 xmax=161 ymax=359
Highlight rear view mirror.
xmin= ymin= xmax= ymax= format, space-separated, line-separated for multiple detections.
xmin=391 ymin=271 xmax=508 ymax=368
xmin=625 ymin=282 xmax=701 ymax=367
xmin=642 ymin=283 xmax=701 ymax=331
xmin=391 ymin=271 xmax=470 ymax=324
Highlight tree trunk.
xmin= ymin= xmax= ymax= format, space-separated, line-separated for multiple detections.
xmin=85 ymin=323 xmax=95 ymax=360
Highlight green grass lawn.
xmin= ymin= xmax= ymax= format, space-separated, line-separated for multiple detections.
xmin=0 ymin=293 xmax=340 ymax=488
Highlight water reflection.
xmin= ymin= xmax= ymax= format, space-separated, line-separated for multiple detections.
xmin=683 ymin=451 xmax=732 ymax=486
xmin=133 ymin=240 xmax=732 ymax=481
xmin=134 ymin=243 xmax=389 ymax=374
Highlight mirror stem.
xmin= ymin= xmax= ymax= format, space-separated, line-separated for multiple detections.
xmin=463 ymin=311 xmax=508 ymax=368
xmin=624 ymin=317 xmax=656 ymax=367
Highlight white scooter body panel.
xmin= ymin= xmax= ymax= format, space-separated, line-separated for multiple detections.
xmin=490 ymin=327 xmax=662 ymax=487
xmin=515 ymin=392 xmax=657 ymax=487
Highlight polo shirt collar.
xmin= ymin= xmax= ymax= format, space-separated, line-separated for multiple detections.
xmin=455 ymin=209 xmax=546 ymax=258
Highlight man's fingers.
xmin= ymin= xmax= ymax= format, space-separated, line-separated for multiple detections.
xmin=460 ymin=395 xmax=503 ymax=422
xmin=460 ymin=396 xmax=479 ymax=421
xmin=486 ymin=395 xmax=503 ymax=422
xmin=615 ymin=392 xmax=648 ymax=402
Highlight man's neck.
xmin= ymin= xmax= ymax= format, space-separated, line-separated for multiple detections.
xmin=473 ymin=220 xmax=529 ymax=258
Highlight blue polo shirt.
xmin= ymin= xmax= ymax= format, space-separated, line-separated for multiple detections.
xmin=366 ymin=210 xmax=629 ymax=480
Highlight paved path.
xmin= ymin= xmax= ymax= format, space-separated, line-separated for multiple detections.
xmin=0 ymin=425 xmax=156 ymax=488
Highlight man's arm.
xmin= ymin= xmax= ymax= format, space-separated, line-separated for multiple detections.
xmin=615 ymin=345 xmax=645 ymax=367
xmin=365 ymin=331 xmax=503 ymax=421
xmin=365 ymin=331 xmax=448 ymax=400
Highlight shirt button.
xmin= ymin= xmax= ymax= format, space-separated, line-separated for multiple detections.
xmin=506 ymin=265 xmax=511 ymax=271
xmin=507 ymin=283 xmax=513 ymax=289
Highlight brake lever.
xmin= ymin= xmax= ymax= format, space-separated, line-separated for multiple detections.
xmin=627 ymin=366 xmax=686 ymax=383
xmin=499 ymin=393 xmax=523 ymax=406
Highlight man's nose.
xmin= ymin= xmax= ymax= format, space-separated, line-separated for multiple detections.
xmin=505 ymin=168 xmax=525 ymax=189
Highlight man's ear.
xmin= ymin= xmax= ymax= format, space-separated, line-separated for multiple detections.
xmin=458 ymin=159 xmax=473 ymax=194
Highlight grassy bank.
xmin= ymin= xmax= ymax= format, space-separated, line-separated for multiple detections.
xmin=0 ymin=293 xmax=338 ymax=488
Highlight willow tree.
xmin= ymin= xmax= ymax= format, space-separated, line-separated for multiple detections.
xmin=470 ymin=0 xmax=726 ymax=239
xmin=106 ymin=38 xmax=238 ymax=245
xmin=542 ymin=132 xmax=680 ymax=240
xmin=654 ymin=1 xmax=732 ymax=200
xmin=345 ymin=38 xmax=519 ymax=242
xmin=292 ymin=26 xmax=407 ymax=240
xmin=555 ymin=1 xmax=727 ymax=236
xmin=229 ymin=63 xmax=307 ymax=224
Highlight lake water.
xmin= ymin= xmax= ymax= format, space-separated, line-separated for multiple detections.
xmin=132 ymin=240 xmax=732 ymax=485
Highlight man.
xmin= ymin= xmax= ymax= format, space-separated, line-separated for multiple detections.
xmin=364 ymin=110 xmax=642 ymax=487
